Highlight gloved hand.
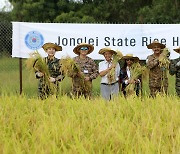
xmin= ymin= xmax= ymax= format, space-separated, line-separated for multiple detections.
xmin=49 ymin=77 xmax=56 ymax=83
xmin=160 ymin=67 xmax=166 ymax=71
xmin=176 ymin=61 xmax=180 ymax=67
xmin=36 ymin=71 xmax=44 ymax=77
xmin=166 ymin=52 xmax=170 ymax=58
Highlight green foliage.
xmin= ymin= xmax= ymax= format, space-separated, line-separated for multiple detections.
xmin=54 ymin=11 xmax=95 ymax=23
xmin=7 ymin=0 xmax=179 ymax=23
xmin=137 ymin=0 xmax=180 ymax=23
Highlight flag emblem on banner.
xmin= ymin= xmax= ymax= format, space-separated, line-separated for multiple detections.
xmin=25 ymin=31 xmax=44 ymax=50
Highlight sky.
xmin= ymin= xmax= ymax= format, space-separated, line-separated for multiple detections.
xmin=0 ymin=0 xmax=13 ymax=11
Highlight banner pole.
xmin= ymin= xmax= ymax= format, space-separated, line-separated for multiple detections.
xmin=19 ymin=58 xmax=23 ymax=95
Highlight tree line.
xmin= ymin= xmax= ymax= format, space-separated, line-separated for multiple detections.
xmin=1 ymin=0 xmax=179 ymax=23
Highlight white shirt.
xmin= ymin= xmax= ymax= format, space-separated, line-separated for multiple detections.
xmin=124 ymin=66 xmax=140 ymax=85
xmin=125 ymin=66 xmax=131 ymax=84
xmin=99 ymin=60 xmax=120 ymax=84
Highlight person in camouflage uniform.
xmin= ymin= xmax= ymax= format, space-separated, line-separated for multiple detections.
xmin=70 ymin=43 xmax=98 ymax=98
xmin=34 ymin=43 xmax=64 ymax=99
xmin=146 ymin=41 xmax=168 ymax=97
xmin=169 ymin=47 xmax=180 ymax=96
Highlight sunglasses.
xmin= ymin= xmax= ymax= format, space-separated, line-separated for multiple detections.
xmin=80 ymin=47 xmax=89 ymax=51
xmin=126 ymin=59 xmax=133 ymax=61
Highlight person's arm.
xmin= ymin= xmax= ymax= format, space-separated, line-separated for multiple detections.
xmin=89 ymin=60 xmax=99 ymax=80
xmin=169 ymin=59 xmax=179 ymax=75
xmin=99 ymin=64 xmax=115 ymax=77
xmin=146 ymin=55 xmax=159 ymax=69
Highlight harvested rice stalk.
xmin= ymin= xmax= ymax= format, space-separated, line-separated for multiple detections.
xmin=158 ymin=48 xmax=170 ymax=93
xmin=60 ymin=56 xmax=80 ymax=76
xmin=26 ymin=50 xmax=51 ymax=88
xmin=60 ymin=56 xmax=91 ymax=92
xmin=107 ymin=50 xmax=123 ymax=83
xmin=126 ymin=62 xmax=148 ymax=95
xmin=159 ymin=48 xmax=170 ymax=69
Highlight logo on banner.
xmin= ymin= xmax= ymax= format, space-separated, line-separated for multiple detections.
xmin=25 ymin=31 xmax=44 ymax=50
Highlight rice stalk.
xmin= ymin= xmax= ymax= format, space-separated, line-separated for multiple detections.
xmin=159 ymin=48 xmax=170 ymax=69
xmin=159 ymin=48 xmax=170 ymax=92
xmin=60 ymin=56 xmax=80 ymax=76
xmin=26 ymin=50 xmax=50 ymax=77
xmin=25 ymin=50 xmax=55 ymax=95
xmin=107 ymin=50 xmax=123 ymax=84
xmin=126 ymin=62 xmax=148 ymax=95
xmin=60 ymin=56 xmax=91 ymax=92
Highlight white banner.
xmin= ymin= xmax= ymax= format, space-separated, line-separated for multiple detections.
xmin=12 ymin=22 xmax=180 ymax=60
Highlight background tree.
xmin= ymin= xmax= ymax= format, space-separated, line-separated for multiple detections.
xmin=8 ymin=0 xmax=179 ymax=23
xmin=137 ymin=0 xmax=180 ymax=23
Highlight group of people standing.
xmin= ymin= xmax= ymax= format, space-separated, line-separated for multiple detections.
xmin=33 ymin=41 xmax=180 ymax=100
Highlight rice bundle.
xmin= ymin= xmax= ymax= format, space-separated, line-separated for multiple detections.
xmin=159 ymin=48 xmax=170 ymax=69
xmin=60 ymin=56 xmax=80 ymax=77
xmin=60 ymin=56 xmax=90 ymax=92
xmin=158 ymin=48 xmax=170 ymax=92
xmin=26 ymin=50 xmax=52 ymax=91
xmin=26 ymin=50 xmax=50 ymax=76
xmin=126 ymin=62 xmax=148 ymax=96
xmin=107 ymin=50 xmax=123 ymax=84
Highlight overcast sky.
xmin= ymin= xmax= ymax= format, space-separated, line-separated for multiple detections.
xmin=0 ymin=0 xmax=12 ymax=11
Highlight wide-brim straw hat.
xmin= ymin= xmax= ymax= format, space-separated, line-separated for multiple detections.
xmin=42 ymin=42 xmax=62 ymax=52
xmin=122 ymin=54 xmax=139 ymax=62
xmin=98 ymin=47 xmax=116 ymax=55
xmin=173 ymin=47 xmax=180 ymax=54
xmin=147 ymin=41 xmax=166 ymax=49
xmin=73 ymin=43 xmax=94 ymax=55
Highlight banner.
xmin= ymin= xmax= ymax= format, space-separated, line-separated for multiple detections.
xmin=12 ymin=22 xmax=180 ymax=60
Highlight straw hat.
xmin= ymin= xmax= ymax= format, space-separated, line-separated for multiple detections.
xmin=73 ymin=43 xmax=94 ymax=55
xmin=42 ymin=42 xmax=62 ymax=52
xmin=98 ymin=47 xmax=116 ymax=55
xmin=173 ymin=47 xmax=180 ymax=54
xmin=122 ymin=54 xmax=139 ymax=62
xmin=147 ymin=41 xmax=166 ymax=49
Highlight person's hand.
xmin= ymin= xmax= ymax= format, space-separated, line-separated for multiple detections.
xmin=134 ymin=79 xmax=140 ymax=83
xmin=109 ymin=64 xmax=116 ymax=70
xmin=128 ymin=79 xmax=135 ymax=84
xmin=176 ymin=61 xmax=180 ymax=67
xmin=166 ymin=52 xmax=170 ymax=58
xmin=36 ymin=72 xmax=44 ymax=77
xmin=77 ymin=71 xmax=83 ymax=77
xmin=84 ymin=76 xmax=90 ymax=81
xmin=49 ymin=77 xmax=56 ymax=83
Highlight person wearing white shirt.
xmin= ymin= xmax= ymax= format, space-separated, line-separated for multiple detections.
xmin=98 ymin=48 xmax=120 ymax=100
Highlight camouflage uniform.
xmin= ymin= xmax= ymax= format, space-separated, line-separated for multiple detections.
xmin=147 ymin=54 xmax=168 ymax=97
xmin=169 ymin=57 xmax=180 ymax=96
xmin=35 ymin=57 xmax=64 ymax=99
xmin=71 ymin=56 xmax=98 ymax=98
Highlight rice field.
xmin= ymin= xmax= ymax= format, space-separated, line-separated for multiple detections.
xmin=0 ymin=57 xmax=179 ymax=153
xmin=0 ymin=95 xmax=179 ymax=153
